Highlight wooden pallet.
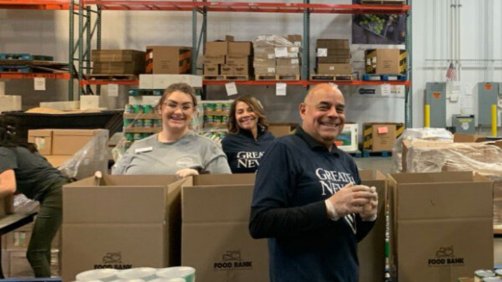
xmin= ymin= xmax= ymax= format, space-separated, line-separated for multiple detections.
xmin=310 ymin=74 xmax=354 ymax=81
xmin=361 ymin=0 xmax=406 ymax=5
xmin=85 ymin=74 xmax=138 ymax=80
xmin=362 ymin=151 xmax=392 ymax=158
xmin=346 ymin=150 xmax=363 ymax=158
xmin=203 ymin=75 xmax=225 ymax=80
xmin=203 ymin=75 xmax=249 ymax=81
xmin=255 ymin=74 xmax=300 ymax=81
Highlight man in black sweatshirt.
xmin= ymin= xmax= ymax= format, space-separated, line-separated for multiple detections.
xmin=249 ymin=83 xmax=378 ymax=282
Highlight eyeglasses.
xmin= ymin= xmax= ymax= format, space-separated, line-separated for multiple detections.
xmin=162 ymin=102 xmax=194 ymax=111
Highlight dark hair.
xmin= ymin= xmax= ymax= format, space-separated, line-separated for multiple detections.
xmin=0 ymin=116 xmax=37 ymax=153
xmin=156 ymin=83 xmax=197 ymax=111
xmin=228 ymin=95 xmax=269 ymax=134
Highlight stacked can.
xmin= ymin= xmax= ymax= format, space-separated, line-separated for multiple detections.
xmin=154 ymin=119 xmax=162 ymax=128
xmin=143 ymin=104 xmax=154 ymax=114
xmin=125 ymin=104 xmax=134 ymax=114
xmin=476 ymin=270 xmax=496 ymax=282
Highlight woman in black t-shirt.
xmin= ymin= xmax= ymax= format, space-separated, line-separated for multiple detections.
xmin=0 ymin=116 xmax=68 ymax=278
xmin=222 ymin=95 xmax=275 ymax=173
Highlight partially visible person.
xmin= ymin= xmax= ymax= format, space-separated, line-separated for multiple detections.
xmin=113 ymin=83 xmax=231 ymax=178
xmin=222 ymin=95 xmax=275 ymax=173
xmin=0 ymin=116 xmax=70 ymax=277
xmin=249 ymin=83 xmax=378 ymax=282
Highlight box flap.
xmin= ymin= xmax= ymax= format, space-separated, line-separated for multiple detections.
xmin=28 ymin=129 xmax=52 ymax=137
xmin=53 ymin=129 xmax=102 ymax=137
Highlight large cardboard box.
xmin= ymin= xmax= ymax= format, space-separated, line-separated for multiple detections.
xmin=276 ymin=65 xmax=299 ymax=76
xmin=62 ymin=175 xmax=187 ymax=282
xmin=318 ymin=63 xmax=352 ymax=75
xmin=226 ymin=55 xmax=249 ymax=66
xmin=365 ymin=49 xmax=407 ymax=75
xmin=146 ymin=46 xmax=192 ymax=74
xmin=182 ymin=174 xmax=268 ymax=282
xmin=220 ymin=65 xmax=234 ymax=76
xmin=363 ymin=123 xmax=404 ymax=152
xmin=228 ymin=42 xmax=253 ymax=56
xmin=52 ymin=129 xmax=105 ymax=155
xmin=0 ymin=95 xmax=22 ymax=113
xmin=317 ymin=39 xmax=350 ymax=49
xmin=91 ymin=50 xmax=145 ymax=62
xmin=388 ymin=172 xmax=493 ymax=282
xmin=203 ymin=55 xmax=225 ymax=65
xmin=234 ymin=64 xmax=250 ymax=76
xmin=204 ymin=64 xmax=220 ymax=76
xmin=28 ymin=129 xmax=53 ymax=155
xmin=92 ymin=62 xmax=143 ymax=75
xmin=358 ymin=170 xmax=387 ymax=282
xmin=206 ymin=41 xmax=229 ymax=56
xmin=317 ymin=56 xmax=351 ymax=64
xmin=151 ymin=74 xmax=203 ymax=89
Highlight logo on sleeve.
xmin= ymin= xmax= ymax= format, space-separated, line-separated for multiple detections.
xmin=237 ymin=151 xmax=264 ymax=169
xmin=176 ymin=157 xmax=194 ymax=168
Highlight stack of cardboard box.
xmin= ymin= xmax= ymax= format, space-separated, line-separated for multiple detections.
xmin=146 ymin=46 xmax=192 ymax=74
xmin=253 ymin=35 xmax=302 ymax=79
xmin=315 ymin=39 xmax=352 ymax=76
xmin=91 ymin=50 xmax=145 ymax=75
xmin=203 ymin=37 xmax=253 ymax=77
xmin=365 ymin=49 xmax=407 ymax=75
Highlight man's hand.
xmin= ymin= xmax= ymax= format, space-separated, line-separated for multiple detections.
xmin=327 ymin=183 xmax=376 ymax=217
xmin=176 ymin=168 xmax=199 ymax=179
xmin=360 ymin=186 xmax=378 ymax=221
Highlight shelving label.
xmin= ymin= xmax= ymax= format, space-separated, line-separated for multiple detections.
xmin=34 ymin=77 xmax=46 ymax=91
xmin=225 ymin=82 xmax=238 ymax=96
xmin=108 ymin=84 xmax=119 ymax=97
xmin=276 ymin=83 xmax=287 ymax=96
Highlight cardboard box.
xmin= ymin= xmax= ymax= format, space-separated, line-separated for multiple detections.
xmin=45 ymin=155 xmax=71 ymax=168
xmin=228 ymin=42 xmax=253 ymax=56
xmin=204 ymin=64 xmax=220 ymax=76
xmin=226 ymin=55 xmax=249 ymax=65
xmin=388 ymin=172 xmax=493 ymax=282
xmin=453 ymin=133 xmax=487 ymax=143
xmin=80 ymin=95 xmax=101 ymax=111
xmin=62 ymin=175 xmax=187 ymax=282
xmin=203 ymin=55 xmax=225 ymax=65
xmin=220 ymin=65 xmax=234 ymax=76
xmin=254 ymin=66 xmax=275 ymax=75
xmin=91 ymin=50 xmax=145 ymax=62
xmin=317 ymin=56 xmax=351 ymax=64
xmin=317 ymin=63 xmax=352 ymax=75
xmin=0 ymin=95 xmax=22 ymax=113
xmin=52 ymin=129 xmax=105 ymax=155
xmin=276 ymin=58 xmax=300 ymax=66
xmin=181 ymin=174 xmax=269 ymax=282
xmin=253 ymin=59 xmax=276 ymax=68
xmin=92 ymin=62 xmax=143 ymax=75
xmin=287 ymin=34 xmax=302 ymax=47
xmin=139 ymin=74 xmax=154 ymax=89
xmin=365 ymin=49 xmax=407 ymax=75
xmin=151 ymin=74 xmax=203 ymax=89
xmin=363 ymin=123 xmax=404 ymax=152
xmin=206 ymin=41 xmax=228 ymax=56
xmin=334 ymin=123 xmax=358 ymax=152
xmin=28 ymin=129 xmax=53 ymax=155
xmin=317 ymin=39 xmax=350 ymax=49
xmin=358 ymin=170 xmax=386 ymax=282
xmin=254 ymin=52 xmax=276 ymax=60
xmin=276 ymin=65 xmax=299 ymax=76
xmin=146 ymin=46 xmax=192 ymax=74
xmin=234 ymin=64 xmax=250 ymax=76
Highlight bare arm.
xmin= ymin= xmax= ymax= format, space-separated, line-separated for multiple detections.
xmin=0 ymin=169 xmax=17 ymax=198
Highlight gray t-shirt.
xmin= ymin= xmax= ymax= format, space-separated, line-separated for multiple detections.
xmin=112 ymin=131 xmax=231 ymax=175
xmin=0 ymin=146 xmax=66 ymax=200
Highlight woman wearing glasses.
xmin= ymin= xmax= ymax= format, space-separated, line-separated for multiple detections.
xmin=113 ymin=83 xmax=231 ymax=178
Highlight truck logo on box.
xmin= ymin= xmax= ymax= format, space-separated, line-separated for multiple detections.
xmin=94 ymin=251 xmax=133 ymax=270
xmin=214 ymin=250 xmax=253 ymax=271
xmin=428 ymin=246 xmax=464 ymax=267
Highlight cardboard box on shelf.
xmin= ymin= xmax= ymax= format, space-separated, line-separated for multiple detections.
xmin=62 ymin=175 xmax=187 ymax=282
xmin=228 ymin=42 xmax=253 ymax=56
xmin=253 ymin=59 xmax=276 ymax=68
xmin=0 ymin=95 xmax=22 ymax=113
xmin=358 ymin=170 xmax=386 ymax=282
xmin=276 ymin=65 xmax=300 ymax=76
xmin=80 ymin=95 xmax=101 ymax=110
xmin=317 ymin=63 xmax=352 ymax=75
xmin=316 ymin=39 xmax=350 ymax=49
xmin=91 ymin=50 xmax=145 ymax=62
xmin=276 ymin=58 xmax=300 ymax=66
xmin=146 ymin=46 xmax=192 ymax=74
xmin=388 ymin=172 xmax=493 ymax=282
xmin=226 ymin=55 xmax=249 ymax=65
xmin=254 ymin=52 xmax=276 ymax=60
xmin=28 ymin=129 xmax=53 ymax=155
xmin=363 ymin=123 xmax=404 ymax=152
xmin=52 ymin=129 xmax=105 ymax=155
xmin=206 ymin=41 xmax=229 ymax=56
xmin=317 ymin=56 xmax=351 ymax=64
xmin=334 ymin=123 xmax=358 ymax=152
xmin=254 ymin=66 xmax=275 ymax=75
xmin=287 ymin=34 xmax=302 ymax=46
xmin=92 ymin=62 xmax=143 ymax=75
xmin=365 ymin=49 xmax=407 ymax=75
xmin=204 ymin=65 xmax=220 ymax=76
xmin=203 ymin=55 xmax=225 ymax=65
xmin=181 ymin=174 xmax=269 ymax=282
xmin=234 ymin=64 xmax=250 ymax=76
xmin=151 ymin=74 xmax=203 ymax=89
xmin=220 ymin=65 xmax=235 ymax=76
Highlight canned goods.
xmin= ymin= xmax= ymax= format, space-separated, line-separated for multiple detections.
xmin=142 ymin=133 xmax=152 ymax=139
xmin=133 ymin=104 xmax=144 ymax=114
xmin=476 ymin=270 xmax=496 ymax=282
xmin=144 ymin=119 xmax=153 ymax=127
xmin=154 ymin=119 xmax=162 ymax=127
xmin=215 ymin=103 xmax=223 ymax=111
xmin=134 ymin=119 xmax=144 ymax=127
xmin=222 ymin=115 xmax=229 ymax=123
xmin=483 ymin=277 xmax=502 ymax=282
xmin=143 ymin=105 xmax=153 ymax=114
xmin=124 ymin=104 xmax=134 ymax=114
xmin=496 ymin=269 xmax=502 ymax=277
xmin=133 ymin=133 xmax=142 ymax=141
xmin=124 ymin=119 xmax=134 ymax=128
xmin=206 ymin=103 xmax=216 ymax=112
xmin=224 ymin=103 xmax=232 ymax=111
xmin=205 ymin=115 xmax=215 ymax=123
xmin=214 ymin=116 xmax=222 ymax=123
xmin=125 ymin=133 xmax=134 ymax=142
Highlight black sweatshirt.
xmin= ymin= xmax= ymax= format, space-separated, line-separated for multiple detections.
xmin=221 ymin=128 xmax=275 ymax=173
xmin=249 ymin=126 xmax=375 ymax=282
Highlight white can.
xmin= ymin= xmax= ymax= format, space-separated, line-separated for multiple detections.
xmin=118 ymin=268 xmax=157 ymax=281
xmin=77 ymin=269 xmax=119 ymax=282
xmin=156 ymin=267 xmax=195 ymax=282
xmin=475 ymin=270 xmax=496 ymax=282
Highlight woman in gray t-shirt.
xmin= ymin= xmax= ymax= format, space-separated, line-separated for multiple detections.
xmin=0 ymin=116 xmax=69 ymax=278
xmin=113 ymin=83 xmax=231 ymax=177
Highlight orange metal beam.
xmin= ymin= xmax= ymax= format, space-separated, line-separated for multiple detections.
xmin=0 ymin=0 xmax=70 ymax=10
xmin=0 ymin=72 xmax=71 ymax=79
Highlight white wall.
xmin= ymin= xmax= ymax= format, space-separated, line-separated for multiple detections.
xmin=1 ymin=0 xmax=501 ymax=126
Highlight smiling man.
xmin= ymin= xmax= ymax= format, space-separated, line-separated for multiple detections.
xmin=249 ymin=83 xmax=378 ymax=282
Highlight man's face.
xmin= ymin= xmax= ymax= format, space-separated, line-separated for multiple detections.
xmin=299 ymin=87 xmax=346 ymax=147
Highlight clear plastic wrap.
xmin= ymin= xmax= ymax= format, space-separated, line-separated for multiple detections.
xmin=254 ymin=35 xmax=295 ymax=47
xmin=392 ymin=128 xmax=453 ymax=173
xmin=58 ymin=129 xmax=109 ymax=180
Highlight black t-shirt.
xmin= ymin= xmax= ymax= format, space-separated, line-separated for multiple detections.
xmin=222 ymin=129 xmax=275 ymax=173
xmin=249 ymin=127 xmax=375 ymax=282
xmin=0 ymin=146 xmax=66 ymax=200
